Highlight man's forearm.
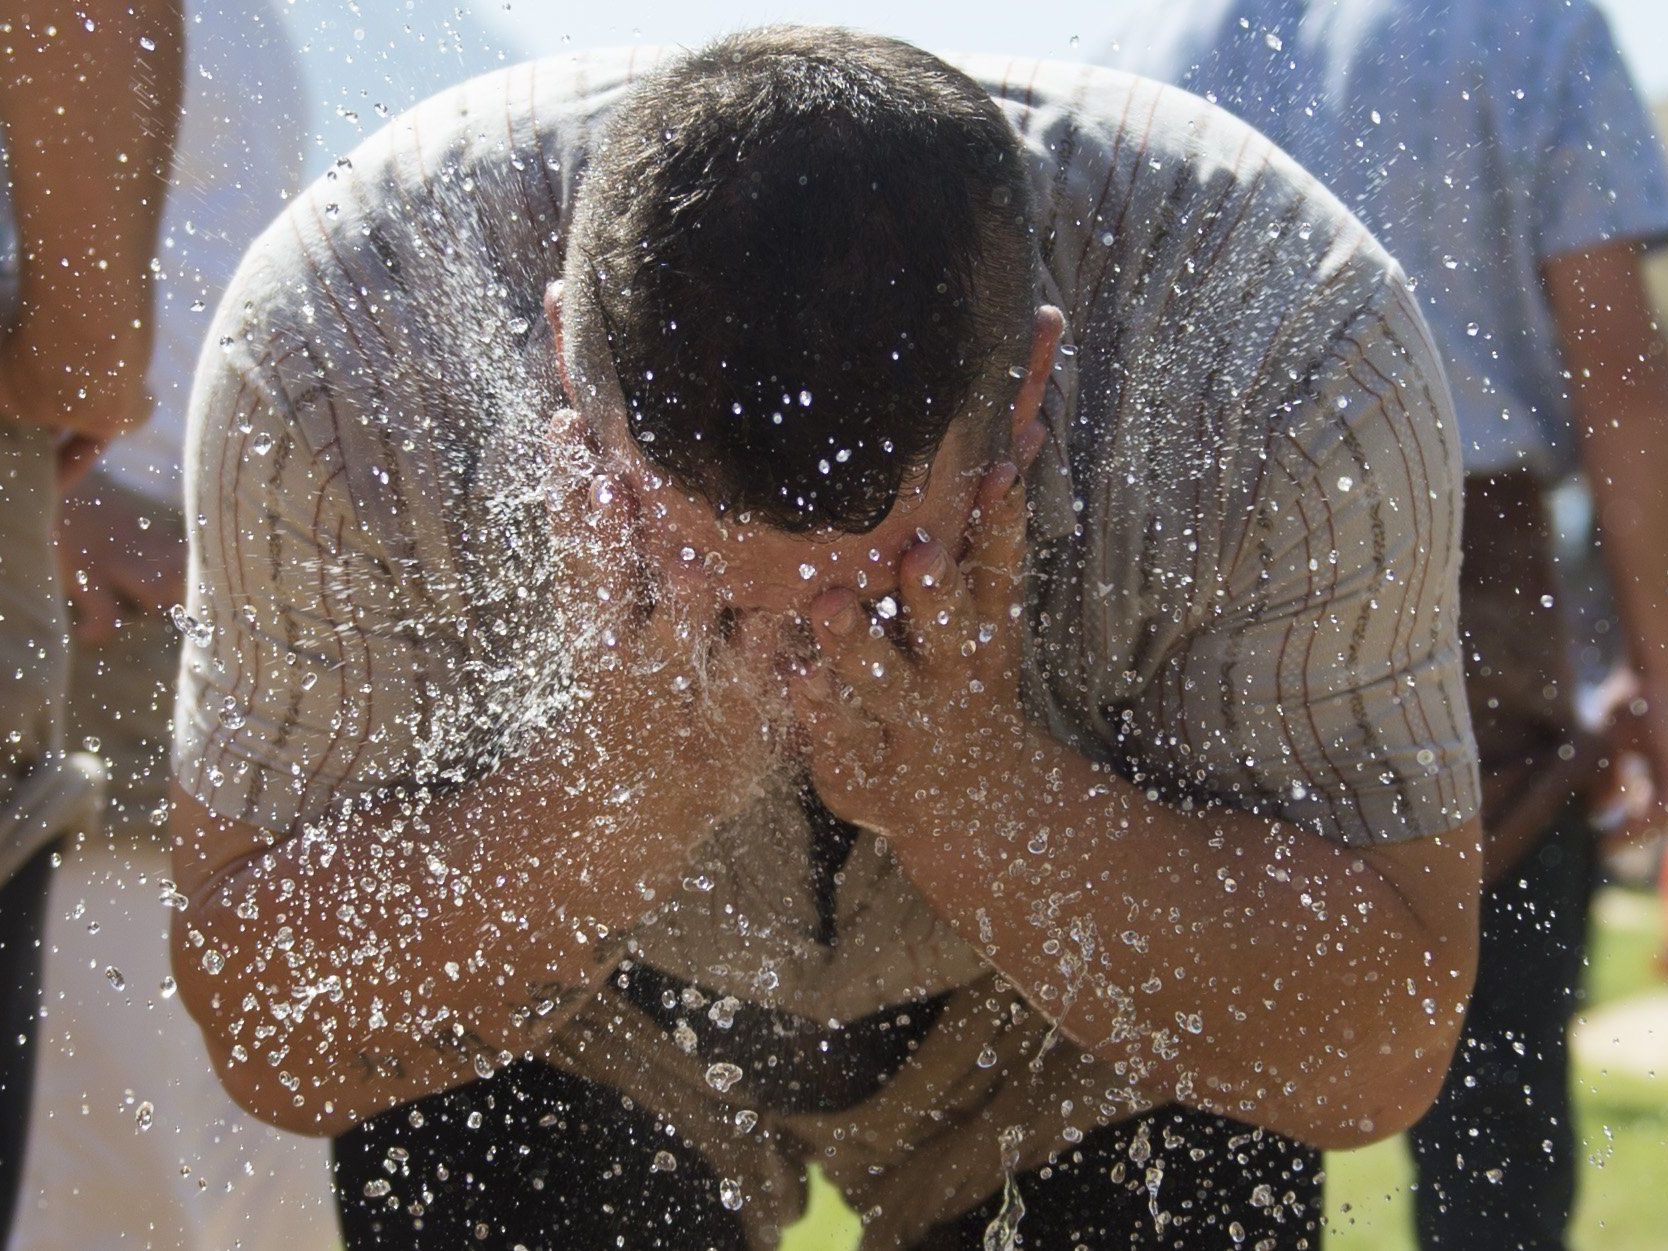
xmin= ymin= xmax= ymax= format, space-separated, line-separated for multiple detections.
xmin=1583 ymin=404 xmax=1668 ymax=695
xmin=886 ymin=731 xmax=1480 ymax=1149
xmin=0 ymin=1 xmax=183 ymax=433
xmin=171 ymin=758 xmax=682 ymax=1137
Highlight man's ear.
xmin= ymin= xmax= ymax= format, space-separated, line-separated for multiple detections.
xmin=1009 ymin=305 xmax=1065 ymax=468
xmin=545 ymin=280 xmax=575 ymax=402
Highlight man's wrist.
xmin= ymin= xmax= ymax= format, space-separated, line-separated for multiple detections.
xmin=884 ymin=723 xmax=1079 ymax=862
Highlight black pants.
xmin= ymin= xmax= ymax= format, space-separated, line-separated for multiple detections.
xmin=1407 ymin=806 xmax=1598 ymax=1251
xmin=334 ymin=1062 xmax=1321 ymax=1250
xmin=0 ymin=844 xmax=56 ymax=1243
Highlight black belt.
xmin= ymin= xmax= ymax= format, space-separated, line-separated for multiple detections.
xmin=618 ymin=962 xmax=947 ymax=1115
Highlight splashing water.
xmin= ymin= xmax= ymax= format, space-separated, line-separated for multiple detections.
xmin=981 ymin=1125 xmax=1027 ymax=1251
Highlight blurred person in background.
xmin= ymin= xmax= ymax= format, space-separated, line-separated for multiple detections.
xmin=5 ymin=2 xmax=343 ymax=1246
xmin=1101 ymin=0 xmax=1668 ymax=1245
xmin=0 ymin=3 xmax=181 ymax=1242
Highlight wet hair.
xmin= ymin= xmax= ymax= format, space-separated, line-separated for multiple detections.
xmin=562 ymin=25 xmax=1039 ymax=533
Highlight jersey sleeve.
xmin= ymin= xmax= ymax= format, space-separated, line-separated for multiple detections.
xmin=1131 ymin=275 xmax=1481 ymax=847
xmin=172 ymin=333 xmax=480 ymax=835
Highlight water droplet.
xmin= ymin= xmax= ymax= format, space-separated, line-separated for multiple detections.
xmin=705 ymin=1062 xmax=744 ymax=1093
xmin=134 ymin=1101 xmax=154 ymax=1131
xmin=976 ymin=1045 xmax=999 ymax=1069
xmin=105 ymin=966 xmax=126 ymax=990
xmin=650 ymin=1149 xmax=678 ymax=1173
xmin=1264 ymin=31 xmax=1284 ymax=51
xmin=1466 ymin=322 xmax=1480 ymax=337
xmin=1336 ymin=475 xmax=1353 ymax=492
xmin=159 ymin=976 xmax=177 ymax=999
xmin=169 ymin=605 xmax=214 ymax=647
xmin=139 ymin=35 xmax=156 ymax=51
xmin=200 ymin=950 xmax=224 ymax=976
xmin=798 ymin=563 xmax=817 ymax=581
xmin=719 ymin=1178 xmax=745 ymax=1211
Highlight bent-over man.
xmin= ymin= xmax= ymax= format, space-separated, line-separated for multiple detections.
xmin=170 ymin=29 xmax=1482 ymax=1250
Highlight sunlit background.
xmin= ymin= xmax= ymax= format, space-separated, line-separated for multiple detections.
xmin=273 ymin=0 xmax=1668 ymax=180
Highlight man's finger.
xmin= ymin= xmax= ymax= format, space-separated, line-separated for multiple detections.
xmin=811 ymin=588 xmax=911 ymax=722
xmin=789 ymin=667 xmax=884 ymax=809
xmin=57 ymin=434 xmax=108 ymax=490
xmin=899 ymin=536 xmax=976 ymax=675
xmin=967 ymin=462 xmax=1027 ymax=624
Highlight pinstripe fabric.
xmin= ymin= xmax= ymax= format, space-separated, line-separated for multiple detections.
xmin=174 ymin=51 xmax=1479 ymax=1027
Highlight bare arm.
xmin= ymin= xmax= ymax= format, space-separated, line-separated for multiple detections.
xmin=1544 ymin=242 xmax=1668 ymax=833
xmin=172 ymin=478 xmax=779 ymax=1137
xmin=170 ymin=759 xmax=657 ymax=1139
xmin=0 ymin=1 xmax=183 ymax=438
xmin=891 ymin=747 xmax=1482 ymax=1150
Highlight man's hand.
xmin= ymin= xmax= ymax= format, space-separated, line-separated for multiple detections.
xmin=793 ymin=458 xmax=1030 ymax=838
xmin=794 ymin=445 xmax=1477 ymax=1149
xmin=1588 ymin=666 xmax=1668 ymax=849
xmin=57 ymin=471 xmax=185 ymax=645
xmin=550 ymin=407 xmax=784 ymax=846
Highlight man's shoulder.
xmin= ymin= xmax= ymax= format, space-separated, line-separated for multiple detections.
xmin=950 ymin=54 xmax=1393 ymax=280
xmin=197 ymin=51 xmax=676 ymax=462
xmin=223 ymin=46 xmax=660 ymax=299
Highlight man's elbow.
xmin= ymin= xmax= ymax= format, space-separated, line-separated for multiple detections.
xmin=1306 ymin=990 xmax=1471 ymax=1151
xmin=203 ymin=1040 xmax=351 ymax=1139
xmin=169 ymin=914 xmax=351 ymax=1138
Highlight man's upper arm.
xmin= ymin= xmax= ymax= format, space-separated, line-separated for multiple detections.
xmin=172 ymin=309 xmax=464 ymax=839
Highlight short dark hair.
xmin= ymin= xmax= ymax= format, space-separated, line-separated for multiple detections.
xmin=563 ymin=26 xmax=1038 ymax=533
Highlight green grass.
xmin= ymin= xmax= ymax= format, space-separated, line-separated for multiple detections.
xmin=784 ymin=886 xmax=1668 ymax=1250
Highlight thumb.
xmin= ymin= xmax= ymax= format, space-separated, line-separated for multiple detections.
xmin=967 ymin=461 xmax=1027 ymax=625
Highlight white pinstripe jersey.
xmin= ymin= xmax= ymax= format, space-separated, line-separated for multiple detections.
xmin=175 ymin=49 xmax=1480 ymax=1022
